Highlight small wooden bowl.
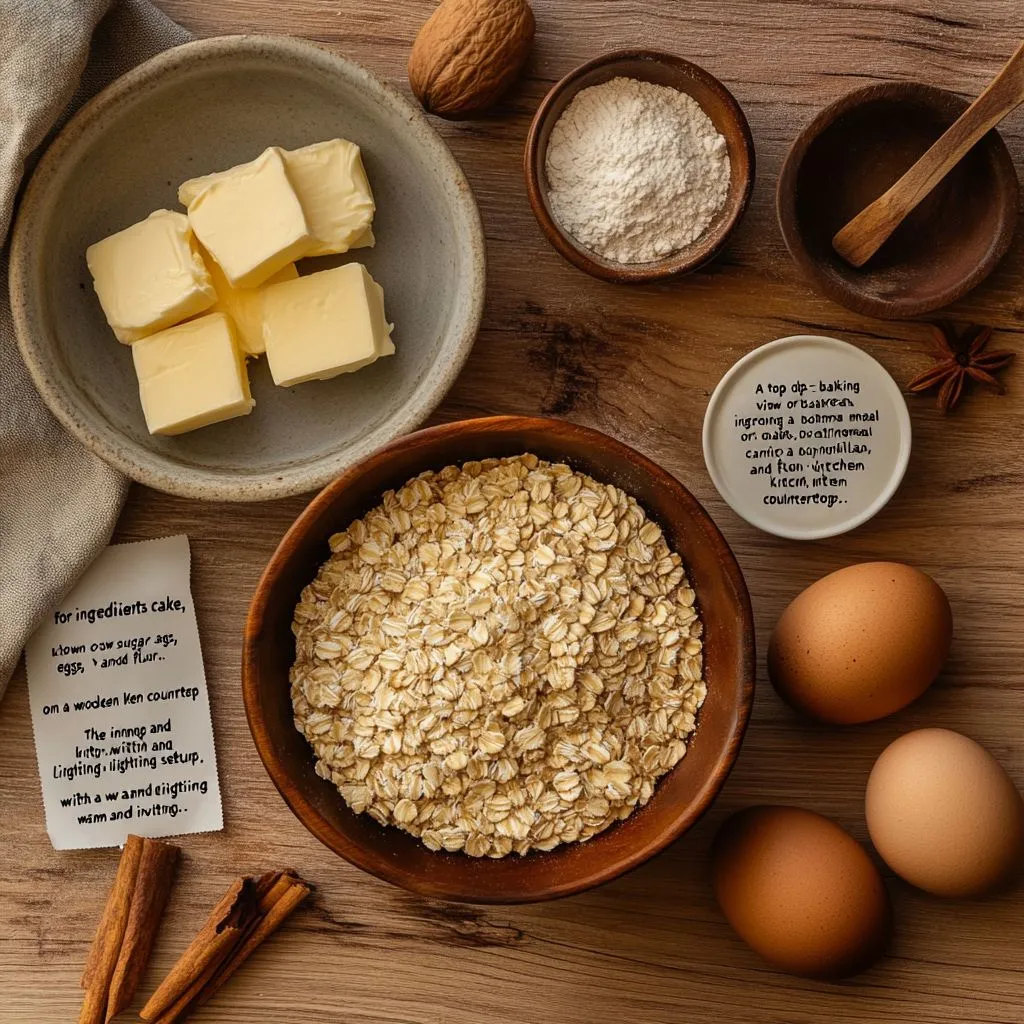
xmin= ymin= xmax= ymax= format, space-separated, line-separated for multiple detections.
xmin=777 ymin=83 xmax=1019 ymax=319
xmin=524 ymin=50 xmax=755 ymax=283
xmin=244 ymin=416 xmax=755 ymax=904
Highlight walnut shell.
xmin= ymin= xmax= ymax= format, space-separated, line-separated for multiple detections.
xmin=408 ymin=0 xmax=535 ymax=119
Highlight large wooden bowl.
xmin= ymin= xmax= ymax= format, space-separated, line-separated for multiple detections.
xmin=243 ymin=417 xmax=755 ymax=903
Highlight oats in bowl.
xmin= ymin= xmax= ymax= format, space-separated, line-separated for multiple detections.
xmin=289 ymin=454 xmax=706 ymax=858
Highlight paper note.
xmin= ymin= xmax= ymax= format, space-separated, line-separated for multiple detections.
xmin=25 ymin=535 xmax=223 ymax=850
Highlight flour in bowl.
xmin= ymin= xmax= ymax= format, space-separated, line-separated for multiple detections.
xmin=545 ymin=76 xmax=731 ymax=264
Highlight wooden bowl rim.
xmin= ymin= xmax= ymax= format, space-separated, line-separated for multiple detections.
xmin=243 ymin=415 xmax=756 ymax=903
xmin=524 ymin=49 xmax=755 ymax=284
xmin=776 ymin=81 xmax=1020 ymax=319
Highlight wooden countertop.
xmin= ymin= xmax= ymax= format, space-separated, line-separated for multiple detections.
xmin=2 ymin=1 xmax=1022 ymax=1021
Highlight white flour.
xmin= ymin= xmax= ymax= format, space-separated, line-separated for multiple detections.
xmin=545 ymin=76 xmax=731 ymax=264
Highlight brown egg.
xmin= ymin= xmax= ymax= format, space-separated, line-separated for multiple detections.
xmin=712 ymin=806 xmax=890 ymax=978
xmin=866 ymin=729 xmax=1024 ymax=897
xmin=768 ymin=561 xmax=952 ymax=724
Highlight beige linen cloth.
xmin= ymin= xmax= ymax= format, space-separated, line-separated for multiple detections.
xmin=0 ymin=1 xmax=189 ymax=692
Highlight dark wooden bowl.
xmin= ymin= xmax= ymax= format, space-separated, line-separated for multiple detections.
xmin=524 ymin=50 xmax=755 ymax=283
xmin=243 ymin=416 xmax=755 ymax=903
xmin=777 ymin=82 xmax=1019 ymax=319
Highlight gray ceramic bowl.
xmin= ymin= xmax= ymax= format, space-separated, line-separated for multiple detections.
xmin=10 ymin=35 xmax=485 ymax=501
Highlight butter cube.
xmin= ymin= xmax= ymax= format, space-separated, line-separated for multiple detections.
xmin=280 ymin=140 xmax=375 ymax=256
xmin=131 ymin=312 xmax=254 ymax=435
xmin=86 ymin=209 xmax=216 ymax=343
xmin=179 ymin=139 xmax=375 ymax=256
xmin=262 ymin=263 xmax=394 ymax=388
xmin=207 ymin=258 xmax=298 ymax=358
xmin=186 ymin=147 xmax=311 ymax=289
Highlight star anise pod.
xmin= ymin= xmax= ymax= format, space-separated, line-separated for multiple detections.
xmin=907 ymin=322 xmax=1015 ymax=414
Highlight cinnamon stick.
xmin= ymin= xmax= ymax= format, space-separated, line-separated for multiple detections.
xmin=79 ymin=835 xmax=182 ymax=1024
xmin=141 ymin=870 xmax=312 ymax=1024
xmin=79 ymin=835 xmax=144 ymax=1024
xmin=192 ymin=873 xmax=312 ymax=1013
xmin=104 ymin=838 xmax=180 ymax=1021
xmin=139 ymin=877 xmax=259 ymax=1022
xmin=148 ymin=926 xmax=244 ymax=1024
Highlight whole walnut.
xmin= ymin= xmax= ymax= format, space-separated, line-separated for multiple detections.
xmin=408 ymin=0 xmax=535 ymax=119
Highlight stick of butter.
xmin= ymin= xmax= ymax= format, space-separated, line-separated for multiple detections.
xmin=206 ymin=258 xmax=298 ymax=358
xmin=186 ymin=148 xmax=311 ymax=289
xmin=262 ymin=263 xmax=394 ymax=388
xmin=131 ymin=312 xmax=255 ymax=435
xmin=85 ymin=210 xmax=216 ymax=343
xmin=179 ymin=140 xmax=375 ymax=257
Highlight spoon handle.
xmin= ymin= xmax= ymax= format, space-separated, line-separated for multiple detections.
xmin=833 ymin=39 xmax=1024 ymax=268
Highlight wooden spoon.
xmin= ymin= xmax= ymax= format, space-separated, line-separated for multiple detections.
xmin=833 ymin=39 xmax=1024 ymax=268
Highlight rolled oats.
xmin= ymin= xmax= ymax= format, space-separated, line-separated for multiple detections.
xmin=290 ymin=455 xmax=707 ymax=858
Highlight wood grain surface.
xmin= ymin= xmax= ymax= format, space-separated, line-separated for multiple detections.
xmin=2 ymin=1 xmax=1023 ymax=1022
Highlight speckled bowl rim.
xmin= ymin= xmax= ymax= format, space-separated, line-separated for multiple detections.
xmin=9 ymin=34 xmax=486 ymax=502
